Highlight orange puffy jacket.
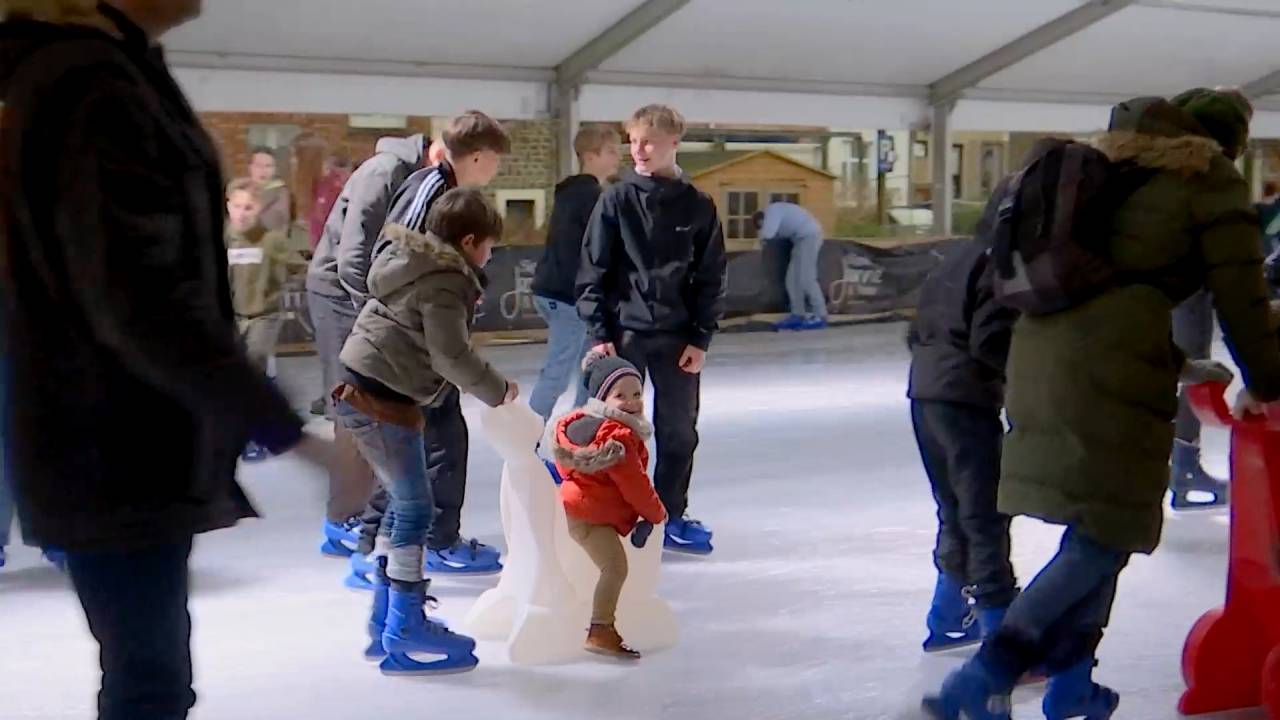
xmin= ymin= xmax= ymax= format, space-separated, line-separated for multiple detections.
xmin=553 ymin=404 xmax=667 ymax=535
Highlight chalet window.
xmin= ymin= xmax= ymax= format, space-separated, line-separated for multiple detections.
xmin=769 ymin=192 xmax=800 ymax=205
xmin=724 ymin=190 xmax=760 ymax=240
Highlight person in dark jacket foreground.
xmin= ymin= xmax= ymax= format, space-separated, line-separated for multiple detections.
xmin=578 ymin=104 xmax=726 ymax=555
xmin=907 ymin=233 xmax=1019 ymax=654
xmin=530 ymin=125 xmax=621 ymax=422
xmin=925 ymin=91 xmax=1280 ymax=720
xmin=0 ymin=3 xmax=331 ymax=718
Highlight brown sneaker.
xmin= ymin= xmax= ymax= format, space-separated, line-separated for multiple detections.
xmin=585 ymin=624 xmax=641 ymax=660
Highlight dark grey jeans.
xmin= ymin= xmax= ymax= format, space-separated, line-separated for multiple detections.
xmin=1172 ymin=290 xmax=1214 ymax=443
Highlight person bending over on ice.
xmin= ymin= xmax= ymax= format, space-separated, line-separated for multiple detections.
xmin=553 ymin=352 xmax=667 ymax=660
xmin=332 ymin=188 xmax=517 ymax=675
xmin=753 ymin=201 xmax=829 ymax=331
xmin=924 ymin=90 xmax=1280 ymax=720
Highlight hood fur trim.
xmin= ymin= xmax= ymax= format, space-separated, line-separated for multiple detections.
xmin=583 ymin=398 xmax=653 ymax=440
xmin=553 ymin=436 xmax=627 ymax=474
xmin=4 ymin=1 xmax=120 ymax=35
xmin=1092 ymin=132 xmax=1221 ymax=177
xmin=379 ymin=224 xmax=480 ymax=289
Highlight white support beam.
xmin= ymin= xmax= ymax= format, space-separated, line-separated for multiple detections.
xmin=554 ymin=0 xmax=690 ymax=88
xmin=931 ymin=103 xmax=954 ymax=237
xmin=1244 ymin=69 xmax=1280 ymax=100
xmin=928 ymin=0 xmax=1137 ymax=106
xmin=586 ymin=70 xmax=924 ymax=99
xmin=1135 ymin=0 xmax=1280 ymax=20
xmin=168 ymin=51 xmax=552 ymax=83
xmin=554 ymin=83 xmax=580 ymax=178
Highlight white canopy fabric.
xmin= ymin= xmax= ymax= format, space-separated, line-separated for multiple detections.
xmin=166 ymin=0 xmax=1280 ymax=135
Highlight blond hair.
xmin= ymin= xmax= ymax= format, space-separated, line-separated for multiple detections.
xmin=226 ymin=178 xmax=261 ymax=202
xmin=573 ymin=125 xmax=621 ymax=160
xmin=625 ymin=104 xmax=685 ymax=138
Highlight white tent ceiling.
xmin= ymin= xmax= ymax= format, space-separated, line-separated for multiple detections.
xmin=165 ymin=0 xmax=1280 ymax=135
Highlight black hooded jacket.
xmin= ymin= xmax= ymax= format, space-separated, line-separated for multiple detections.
xmin=907 ymin=240 xmax=1018 ymax=408
xmin=577 ymin=169 xmax=726 ymax=350
xmin=0 ymin=6 xmax=301 ymax=550
xmin=533 ymin=175 xmax=602 ymax=304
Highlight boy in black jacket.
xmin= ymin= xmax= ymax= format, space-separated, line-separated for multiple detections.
xmin=577 ymin=104 xmax=726 ymax=555
xmin=907 ymin=235 xmax=1019 ymax=653
xmin=530 ymin=125 xmax=621 ymax=422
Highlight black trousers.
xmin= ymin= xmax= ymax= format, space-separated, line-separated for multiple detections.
xmin=66 ymin=538 xmax=196 ymax=720
xmin=911 ymin=399 xmax=1017 ymax=608
xmin=616 ymin=330 xmax=701 ymax=520
xmin=355 ymin=385 xmax=469 ymax=552
xmin=1173 ymin=289 xmax=1213 ymax=443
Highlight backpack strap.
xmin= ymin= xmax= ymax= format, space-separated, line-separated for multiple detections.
xmin=991 ymin=169 xmax=1026 ymax=278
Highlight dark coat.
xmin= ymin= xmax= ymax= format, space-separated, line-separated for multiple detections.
xmin=533 ymin=175 xmax=603 ymax=304
xmin=306 ymin=135 xmax=425 ymax=304
xmin=1000 ymin=98 xmax=1280 ymax=554
xmin=0 ymin=8 xmax=302 ymax=551
xmin=907 ymin=239 xmax=1017 ymax=408
xmin=577 ymin=169 xmax=727 ymax=350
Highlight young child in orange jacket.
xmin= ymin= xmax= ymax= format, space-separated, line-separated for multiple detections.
xmin=552 ymin=352 xmax=667 ymax=660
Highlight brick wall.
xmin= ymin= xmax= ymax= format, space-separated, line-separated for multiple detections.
xmin=201 ymin=111 xmax=434 ymax=181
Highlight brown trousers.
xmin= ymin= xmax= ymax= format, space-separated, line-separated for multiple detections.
xmin=567 ymin=516 xmax=629 ymax=626
xmin=327 ymin=421 xmax=378 ymax=522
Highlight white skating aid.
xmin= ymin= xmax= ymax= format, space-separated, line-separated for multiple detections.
xmin=463 ymin=403 xmax=677 ymax=664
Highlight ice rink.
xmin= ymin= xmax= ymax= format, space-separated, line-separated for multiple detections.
xmin=0 ymin=323 xmax=1255 ymax=720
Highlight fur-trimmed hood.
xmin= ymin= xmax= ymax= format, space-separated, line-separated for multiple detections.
xmin=1093 ymin=132 xmax=1221 ymax=177
xmin=1092 ymin=95 xmax=1224 ymax=177
xmin=366 ymin=224 xmax=482 ymax=300
xmin=552 ymin=399 xmax=652 ymax=474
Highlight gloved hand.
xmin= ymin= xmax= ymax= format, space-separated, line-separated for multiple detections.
xmin=1180 ymin=359 xmax=1234 ymax=385
xmin=630 ymin=521 xmax=654 ymax=549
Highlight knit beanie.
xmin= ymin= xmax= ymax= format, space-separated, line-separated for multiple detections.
xmin=1173 ymin=87 xmax=1252 ymax=158
xmin=581 ymin=351 xmax=643 ymax=401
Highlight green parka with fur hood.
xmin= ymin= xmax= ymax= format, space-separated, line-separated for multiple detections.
xmin=999 ymin=97 xmax=1280 ymax=554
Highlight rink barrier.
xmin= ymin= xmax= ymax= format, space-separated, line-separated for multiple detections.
xmin=272 ymin=236 xmax=966 ymax=353
xmin=1179 ymin=381 xmax=1280 ymax=718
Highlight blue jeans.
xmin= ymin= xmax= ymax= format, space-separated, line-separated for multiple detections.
xmin=977 ymin=527 xmax=1130 ymax=687
xmin=0 ymin=459 xmax=12 ymax=548
xmin=66 ymin=539 xmax=196 ymax=720
xmin=336 ymin=399 xmax=434 ymax=583
xmin=530 ymin=295 xmax=592 ymax=421
xmin=786 ymin=234 xmax=827 ymax=319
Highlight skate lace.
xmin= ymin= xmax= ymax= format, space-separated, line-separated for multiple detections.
xmin=959 ymin=585 xmax=978 ymax=630
xmin=682 ymin=517 xmax=705 ymax=529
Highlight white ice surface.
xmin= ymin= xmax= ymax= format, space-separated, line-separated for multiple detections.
xmin=0 ymin=323 xmax=1259 ymax=719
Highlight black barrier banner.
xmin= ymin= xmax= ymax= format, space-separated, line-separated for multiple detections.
xmin=276 ymin=238 xmax=972 ymax=343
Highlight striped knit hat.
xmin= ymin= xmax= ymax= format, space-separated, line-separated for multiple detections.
xmin=581 ymin=351 xmax=643 ymax=401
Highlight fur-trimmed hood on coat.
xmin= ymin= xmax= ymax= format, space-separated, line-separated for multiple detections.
xmin=552 ymin=399 xmax=653 ymax=474
xmin=1092 ymin=95 xmax=1225 ymax=177
xmin=367 ymin=224 xmax=483 ymax=300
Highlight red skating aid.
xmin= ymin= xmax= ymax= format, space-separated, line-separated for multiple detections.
xmin=1179 ymin=381 xmax=1280 ymax=717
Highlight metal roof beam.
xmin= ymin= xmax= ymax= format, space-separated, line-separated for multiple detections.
xmin=554 ymin=0 xmax=689 ymax=89
xmin=928 ymin=0 xmax=1137 ymax=106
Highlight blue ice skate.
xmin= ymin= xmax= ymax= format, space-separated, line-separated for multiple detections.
xmin=922 ymin=659 xmax=1012 ymax=720
xmin=0 ymin=546 xmax=6 ymax=569
xmin=544 ymin=458 xmax=564 ymax=486
xmin=365 ymin=570 xmax=389 ymax=661
xmin=345 ymin=552 xmax=376 ymax=591
xmin=774 ymin=315 xmax=806 ymax=331
xmin=664 ymin=517 xmax=714 ymax=555
xmin=1170 ymin=440 xmax=1228 ymax=511
xmin=426 ymin=538 xmax=502 ymax=575
xmin=801 ymin=316 xmax=828 ymax=331
xmin=42 ymin=547 xmax=67 ymax=572
xmin=379 ymin=583 xmax=478 ymax=675
xmin=923 ymin=573 xmax=980 ymax=653
xmin=241 ymin=441 xmax=269 ymax=463
xmin=320 ymin=517 xmax=361 ymax=558
xmin=1042 ymin=661 xmax=1119 ymax=720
